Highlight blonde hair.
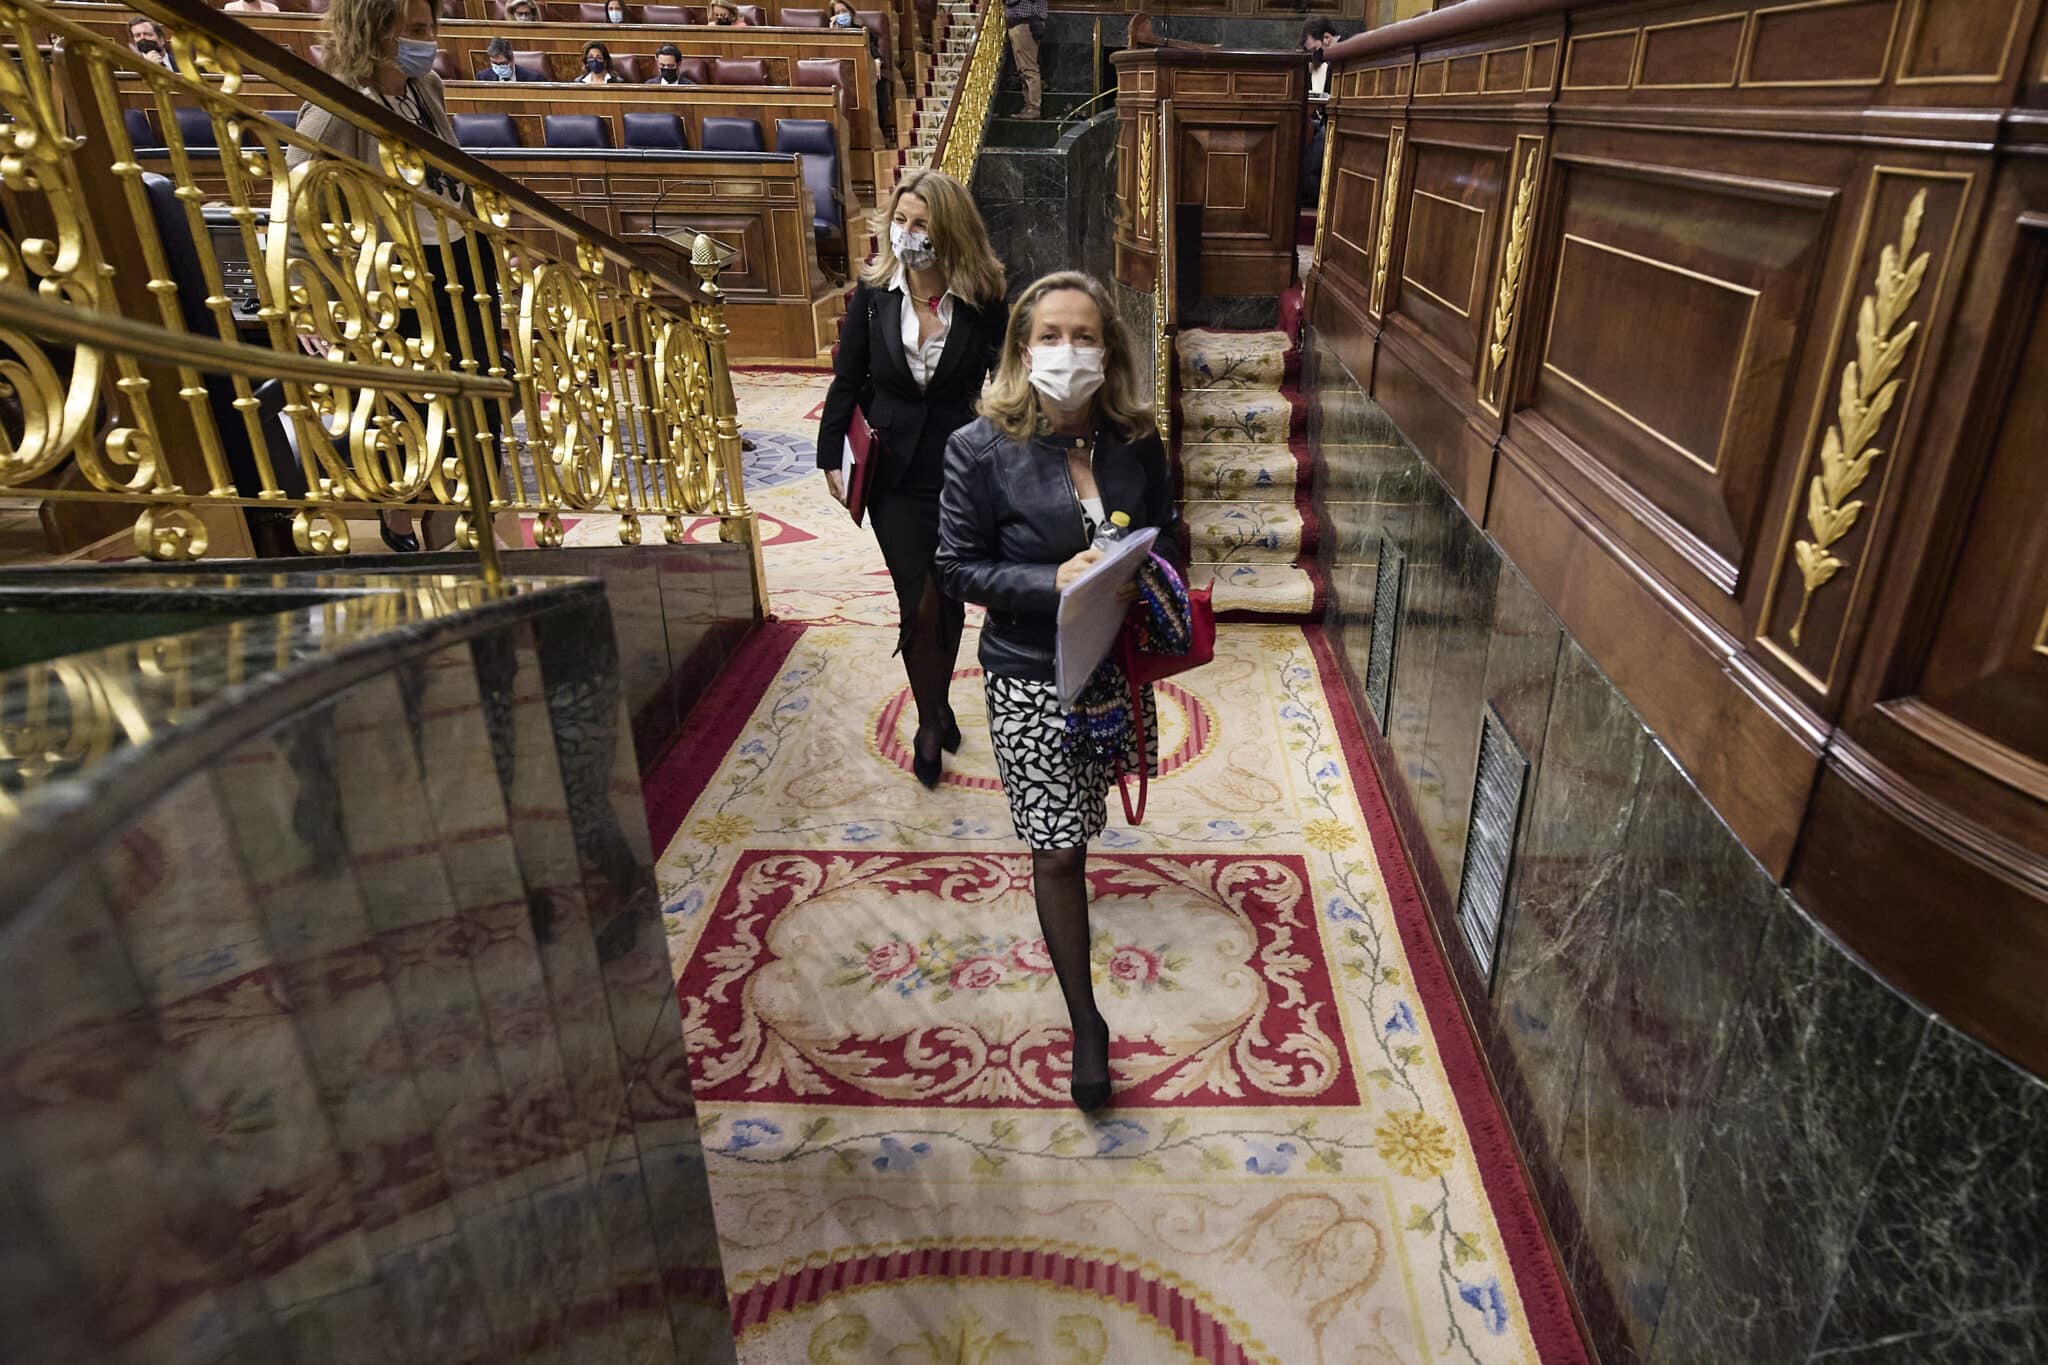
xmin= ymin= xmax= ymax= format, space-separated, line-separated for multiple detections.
xmin=980 ymin=272 xmax=1155 ymax=442
xmin=321 ymin=0 xmax=415 ymax=87
xmin=862 ymin=168 xmax=1006 ymax=307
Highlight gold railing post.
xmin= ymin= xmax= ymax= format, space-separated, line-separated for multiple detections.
xmin=451 ymin=401 xmax=504 ymax=586
xmin=693 ymin=233 xmax=768 ymax=620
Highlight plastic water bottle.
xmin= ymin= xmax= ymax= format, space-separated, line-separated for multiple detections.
xmin=1091 ymin=510 xmax=1131 ymax=552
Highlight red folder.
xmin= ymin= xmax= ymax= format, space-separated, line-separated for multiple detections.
xmin=845 ymin=407 xmax=876 ymax=527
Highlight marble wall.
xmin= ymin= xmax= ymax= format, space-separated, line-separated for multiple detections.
xmin=974 ymin=110 xmax=1120 ymax=299
xmin=0 ymin=576 xmax=736 ymax=1364
xmin=1304 ymin=331 xmax=2048 ymax=1365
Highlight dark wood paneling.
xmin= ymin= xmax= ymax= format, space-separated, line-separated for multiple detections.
xmin=1112 ymin=49 xmax=1306 ymax=298
xmin=1305 ymin=0 xmax=2048 ymax=1073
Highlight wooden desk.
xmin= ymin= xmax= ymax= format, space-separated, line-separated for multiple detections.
xmin=132 ymin=143 xmax=837 ymax=359
xmin=1111 ymin=47 xmax=1304 ymax=298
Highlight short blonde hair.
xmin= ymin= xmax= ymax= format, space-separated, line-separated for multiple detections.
xmin=862 ymin=167 xmax=1006 ymax=307
xmin=979 ymin=272 xmax=1154 ymax=442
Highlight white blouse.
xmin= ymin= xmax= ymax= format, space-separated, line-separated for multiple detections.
xmin=893 ymin=264 xmax=953 ymax=389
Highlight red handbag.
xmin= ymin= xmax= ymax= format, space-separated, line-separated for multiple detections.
xmin=1112 ymin=575 xmax=1215 ymax=825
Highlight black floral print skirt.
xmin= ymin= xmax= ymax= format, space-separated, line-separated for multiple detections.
xmin=984 ymin=674 xmax=1159 ymax=850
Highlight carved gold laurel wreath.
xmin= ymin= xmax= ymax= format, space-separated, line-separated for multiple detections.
xmin=1788 ymin=188 xmax=1929 ymax=647
xmin=1137 ymin=117 xmax=1156 ymax=228
xmin=1370 ymin=127 xmax=1404 ymax=315
xmin=1486 ymin=144 xmax=1541 ymax=403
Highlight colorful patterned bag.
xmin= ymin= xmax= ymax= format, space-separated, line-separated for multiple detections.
xmin=1064 ymin=554 xmax=1214 ymax=825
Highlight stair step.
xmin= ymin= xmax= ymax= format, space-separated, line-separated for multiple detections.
xmin=1176 ymin=327 xmax=1291 ymax=391
xmin=1185 ymin=501 xmax=1306 ymax=563
xmin=1180 ymin=389 xmax=1293 ymax=444
xmin=1179 ymin=443 xmax=1298 ymax=501
xmin=1188 ymin=561 xmax=1323 ymax=618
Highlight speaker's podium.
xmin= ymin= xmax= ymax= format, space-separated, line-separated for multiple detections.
xmin=1111 ymin=43 xmax=1306 ymax=301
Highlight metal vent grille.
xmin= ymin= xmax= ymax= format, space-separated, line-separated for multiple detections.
xmin=1365 ymin=532 xmax=1406 ymax=727
xmin=1456 ymin=705 xmax=1528 ymax=987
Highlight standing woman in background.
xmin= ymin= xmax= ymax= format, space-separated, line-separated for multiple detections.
xmin=936 ymin=272 xmax=1178 ymax=1114
xmin=291 ymin=0 xmax=519 ymax=551
xmin=816 ymin=168 xmax=1006 ymax=787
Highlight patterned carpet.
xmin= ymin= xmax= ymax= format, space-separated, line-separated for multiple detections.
xmin=648 ymin=368 xmax=1584 ymax=1363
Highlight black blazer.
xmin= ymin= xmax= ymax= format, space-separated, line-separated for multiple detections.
xmin=936 ymin=415 xmax=1181 ymax=683
xmin=815 ymin=279 xmax=1006 ymax=493
xmin=478 ymin=66 xmax=545 ymax=81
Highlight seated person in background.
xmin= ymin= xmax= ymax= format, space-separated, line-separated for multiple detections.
xmin=480 ymin=35 xmax=543 ymax=78
xmin=647 ymin=42 xmax=696 ymax=83
xmin=828 ymin=0 xmax=877 ymax=55
xmin=507 ymin=0 xmax=542 ymax=20
xmin=1302 ymin=17 xmax=1338 ymax=99
xmin=605 ymin=1 xmax=628 ymax=21
xmin=707 ymin=1 xmax=748 ymax=24
xmin=224 ymin=0 xmax=282 ymax=12
xmin=127 ymin=15 xmax=174 ymax=66
xmin=578 ymin=40 xmax=624 ymax=82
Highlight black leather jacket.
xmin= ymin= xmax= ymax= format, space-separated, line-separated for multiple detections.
xmin=936 ymin=415 xmax=1180 ymax=683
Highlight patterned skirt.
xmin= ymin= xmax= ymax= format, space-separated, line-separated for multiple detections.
xmin=985 ymin=673 xmax=1160 ymax=850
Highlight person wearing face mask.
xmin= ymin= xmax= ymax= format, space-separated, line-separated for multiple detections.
xmin=479 ymin=35 xmax=542 ymax=78
xmin=604 ymin=2 xmax=628 ymax=22
xmin=127 ymin=16 xmax=174 ymax=67
xmin=506 ymin=0 xmax=541 ymax=21
xmin=576 ymin=41 xmax=623 ymax=82
xmin=815 ymin=168 xmax=1007 ymax=788
xmin=935 ymin=271 xmax=1180 ymax=1114
xmin=646 ymin=42 xmax=694 ymax=83
xmin=706 ymin=1 xmax=747 ymax=25
xmin=826 ymin=0 xmax=876 ymax=54
xmin=290 ymin=0 xmax=522 ymax=553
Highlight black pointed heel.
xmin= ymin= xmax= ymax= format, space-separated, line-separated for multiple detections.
xmin=379 ymin=517 xmax=420 ymax=553
xmin=1070 ymin=1012 xmax=1112 ymax=1114
xmin=913 ymin=727 xmax=943 ymax=789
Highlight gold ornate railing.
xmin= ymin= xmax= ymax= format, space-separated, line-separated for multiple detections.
xmin=931 ymin=0 xmax=1003 ymax=183
xmin=0 ymin=0 xmax=760 ymax=597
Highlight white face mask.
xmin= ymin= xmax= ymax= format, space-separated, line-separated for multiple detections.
xmin=1027 ymin=345 xmax=1105 ymax=408
xmin=889 ymin=222 xmax=936 ymax=270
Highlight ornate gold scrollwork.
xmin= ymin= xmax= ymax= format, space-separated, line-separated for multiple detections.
xmin=1310 ymin=114 xmax=1337 ymax=270
xmin=1370 ymin=126 xmax=1405 ymax=316
xmin=134 ymin=504 xmax=208 ymax=560
xmin=291 ymin=506 xmax=351 ymax=555
xmin=1485 ymin=142 xmax=1541 ymax=406
xmin=1788 ymin=189 xmax=1929 ymax=647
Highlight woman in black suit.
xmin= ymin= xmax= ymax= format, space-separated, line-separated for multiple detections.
xmin=816 ymin=167 xmax=1008 ymax=787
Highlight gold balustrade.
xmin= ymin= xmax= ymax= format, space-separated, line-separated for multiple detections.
xmin=0 ymin=0 xmax=762 ymax=602
xmin=931 ymin=0 xmax=1001 ymax=183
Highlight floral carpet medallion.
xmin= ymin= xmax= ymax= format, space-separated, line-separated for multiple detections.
xmin=682 ymin=850 xmax=1356 ymax=1110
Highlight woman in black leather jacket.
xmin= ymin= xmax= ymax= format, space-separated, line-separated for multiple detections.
xmin=936 ymin=271 xmax=1179 ymax=1113
xmin=816 ymin=168 xmax=1007 ymax=786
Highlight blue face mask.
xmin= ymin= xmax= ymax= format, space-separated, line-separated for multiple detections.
xmin=394 ymin=36 xmax=437 ymax=77
xmin=490 ymin=60 xmax=513 ymax=77
xmin=831 ymin=10 xmax=852 ymax=23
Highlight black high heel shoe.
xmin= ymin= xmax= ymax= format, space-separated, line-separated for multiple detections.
xmin=913 ymin=726 xmax=943 ymax=790
xmin=941 ymin=708 xmax=962 ymax=755
xmin=1070 ymin=1010 xmax=1112 ymax=1114
xmin=379 ymin=516 xmax=420 ymax=553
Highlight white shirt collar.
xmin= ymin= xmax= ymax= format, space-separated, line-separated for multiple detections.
xmin=891 ymin=263 xmax=954 ymax=308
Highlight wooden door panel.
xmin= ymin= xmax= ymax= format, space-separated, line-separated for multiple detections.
xmin=1528 ymin=156 xmax=1830 ymax=591
xmin=1397 ymin=138 xmax=1501 ymax=371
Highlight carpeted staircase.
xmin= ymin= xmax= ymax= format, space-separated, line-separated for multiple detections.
xmin=900 ymin=0 xmax=982 ymax=172
xmin=1175 ymin=328 xmax=1325 ymax=619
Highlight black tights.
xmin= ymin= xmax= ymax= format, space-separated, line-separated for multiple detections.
xmin=906 ymin=575 xmax=961 ymax=761
xmin=1031 ymin=847 xmax=1109 ymax=1093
